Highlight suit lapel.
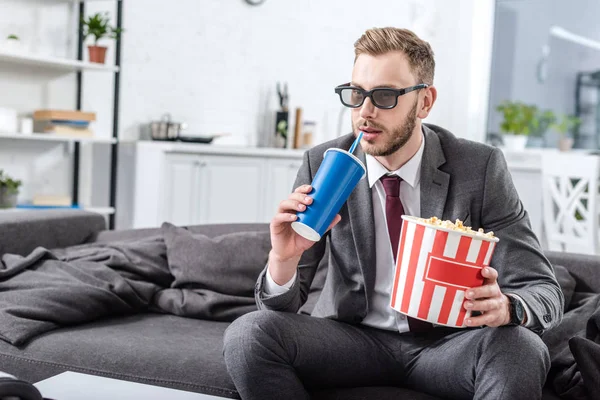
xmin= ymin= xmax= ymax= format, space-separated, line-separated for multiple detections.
xmin=346 ymin=142 xmax=376 ymax=299
xmin=420 ymin=125 xmax=450 ymax=219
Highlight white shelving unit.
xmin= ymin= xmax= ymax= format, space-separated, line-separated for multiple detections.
xmin=0 ymin=0 xmax=123 ymax=226
xmin=0 ymin=132 xmax=117 ymax=144
xmin=0 ymin=49 xmax=119 ymax=73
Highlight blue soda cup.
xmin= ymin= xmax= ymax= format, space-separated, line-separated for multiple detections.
xmin=291 ymin=148 xmax=366 ymax=241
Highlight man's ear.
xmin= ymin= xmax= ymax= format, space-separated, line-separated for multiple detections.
xmin=417 ymin=85 xmax=437 ymax=119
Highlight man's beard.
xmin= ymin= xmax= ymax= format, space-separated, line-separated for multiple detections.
xmin=354 ymin=98 xmax=419 ymax=157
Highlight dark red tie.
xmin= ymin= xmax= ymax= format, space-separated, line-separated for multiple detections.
xmin=380 ymin=175 xmax=433 ymax=333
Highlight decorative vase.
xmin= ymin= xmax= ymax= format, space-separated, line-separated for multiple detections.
xmin=502 ymin=134 xmax=528 ymax=151
xmin=0 ymin=187 xmax=18 ymax=208
xmin=558 ymin=137 xmax=574 ymax=152
xmin=88 ymin=45 xmax=107 ymax=64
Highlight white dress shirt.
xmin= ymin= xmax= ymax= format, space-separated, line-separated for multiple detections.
xmin=265 ymin=131 xmax=531 ymax=330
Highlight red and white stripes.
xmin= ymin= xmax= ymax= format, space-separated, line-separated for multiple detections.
xmin=390 ymin=218 xmax=497 ymax=328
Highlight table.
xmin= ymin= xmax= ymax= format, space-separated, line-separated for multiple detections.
xmin=35 ymin=372 xmax=229 ymax=400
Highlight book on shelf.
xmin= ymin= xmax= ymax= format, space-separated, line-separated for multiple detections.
xmin=16 ymin=204 xmax=81 ymax=210
xmin=43 ymin=124 xmax=94 ymax=137
xmin=32 ymin=194 xmax=72 ymax=206
xmin=33 ymin=109 xmax=96 ymax=122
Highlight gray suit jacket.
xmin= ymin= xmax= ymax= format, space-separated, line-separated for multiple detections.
xmin=256 ymin=123 xmax=564 ymax=334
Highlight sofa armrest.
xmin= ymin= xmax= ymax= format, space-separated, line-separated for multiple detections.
xmin=0 ymin=210 xmax=106 ymax=256
xmin=546 ymin=251 xmax=600 ymax=294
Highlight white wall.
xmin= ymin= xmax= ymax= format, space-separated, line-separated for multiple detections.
xmin=0 ymin=0 xmax=495 ymax=228
xmin=119 ymin=0 xmax=495 ymax=146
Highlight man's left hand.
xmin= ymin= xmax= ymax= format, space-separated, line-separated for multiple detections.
xmin=463 ymin=266 xmax=511 ymax=327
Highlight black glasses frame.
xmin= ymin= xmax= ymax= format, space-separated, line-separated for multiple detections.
xmin=334 ymin=83 xmax=429 ymax=109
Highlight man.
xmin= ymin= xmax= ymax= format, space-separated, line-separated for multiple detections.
xmin=223 ymin=27 xmax=563 ymax=400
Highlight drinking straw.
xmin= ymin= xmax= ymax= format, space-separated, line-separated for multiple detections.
xmin=348 ymin=131 xmax=363 ymax=154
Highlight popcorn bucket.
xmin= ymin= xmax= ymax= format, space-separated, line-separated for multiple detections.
xmin=390 ymin=216 xmax=499 ymax=328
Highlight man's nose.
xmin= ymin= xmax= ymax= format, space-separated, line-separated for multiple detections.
xmin=359 ymin=97 xmax=377 ymax=120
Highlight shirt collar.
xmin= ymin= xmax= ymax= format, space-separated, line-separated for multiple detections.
xmin=365 ymin=130 xmax=425 ymax=189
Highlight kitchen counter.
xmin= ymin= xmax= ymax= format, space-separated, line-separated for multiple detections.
xmin=133 ymin=140 xmax=305 ymax=159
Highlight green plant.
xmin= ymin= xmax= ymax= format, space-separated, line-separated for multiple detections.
xmin=531 ymin=109 xmax=556 ymax=137
xmin=552 ymin=114 xmax=581 ymax=137
xmin=6 ymin=34 xmax=19 ymax=40
xmin=496 ymin=101 xmax=541 ymax=136
xmin=81 ymin=12 xmax=122 ymax=45
xmin=0 ymin=170 xmax=22 ymax=194
xmin=277 ymin=120 xmax=288 ymax=140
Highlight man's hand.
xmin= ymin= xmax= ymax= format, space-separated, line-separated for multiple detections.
xmin=268 ymin=184 xmax=341 ymax=285
xmin=463 ymin=266 xmax=511 ymax=328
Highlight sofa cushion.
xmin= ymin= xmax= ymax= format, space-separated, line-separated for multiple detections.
xmin=152 ymin=223 xmax=271 ymax=321
xmin=161 ymin=222 xmax=270 ymax=296
xmin=0 ymin=313 xmax=239 ymax=398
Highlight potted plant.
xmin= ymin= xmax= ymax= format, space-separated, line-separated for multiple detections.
xmin=552 ymin=114 xmax=581 ymax=151
xmin=81 ymin=12 xmax=122 ymax=64
xmin=496 ymin=101 xmax=539 ymax=150
xmin=528 ymin=109 xmax=556 ymax=147
xmin=3 ymin=34 xmax=22 ymax=53
xmin=0 ymin=169 xmax=22 ymax=208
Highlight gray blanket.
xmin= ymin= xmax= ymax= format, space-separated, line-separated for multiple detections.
xmin=0 ymin=229 xmax=266 ymax=346
xmin=0 ymin=237 xmax=170 ymax=346
xmin=543 ymin=291 xmax=600 ymax=400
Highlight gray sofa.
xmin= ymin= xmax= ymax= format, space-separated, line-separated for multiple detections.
xmin=0 ymin=210 xmax=598 ymax=399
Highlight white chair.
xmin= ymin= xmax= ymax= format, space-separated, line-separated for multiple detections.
xmin=541 ymin=152 xmax=600 ymax=255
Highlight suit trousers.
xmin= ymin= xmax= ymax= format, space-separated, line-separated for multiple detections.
xmin=223 ymin=310 xmax=550 ymax=400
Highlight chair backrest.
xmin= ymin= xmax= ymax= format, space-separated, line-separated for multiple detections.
xmin=541 ymin=152 xmax=600 ymax=255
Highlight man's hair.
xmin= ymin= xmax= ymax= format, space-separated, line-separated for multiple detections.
xmin=354 ymin=27 xmax=435 ymax=85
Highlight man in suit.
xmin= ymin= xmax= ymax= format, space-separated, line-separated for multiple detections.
xmin=223 ymin=27 xmax=563 ymax=400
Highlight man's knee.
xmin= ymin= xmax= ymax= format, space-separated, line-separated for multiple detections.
xmin=483 ymin=327 xmax=550 ymax=369
xmin=223 ymin=310 xmax=285 ymax=364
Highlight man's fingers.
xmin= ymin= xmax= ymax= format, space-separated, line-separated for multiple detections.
xmin=481 ymin=266 xmax=498 ymax=281
xmin=464 ymin=312 xmax=502 ymax=328
xmin=464 ymin=297 xmax=504 ymax=312
xmin=278 ymin=199 xmax=307 ymax=213
xmin=294 ymin=184 xmax=313 ymax=194
xmin=270 ymin=212 xmax=298 ymax=230
xmin=278 ymin=194 xmax=313 ymax=213
xmin=465 ymin=284 xmax=501 ymax=300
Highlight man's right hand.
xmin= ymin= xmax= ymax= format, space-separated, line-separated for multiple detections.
xmin=268 ymin=184 xmax=341 ymax=285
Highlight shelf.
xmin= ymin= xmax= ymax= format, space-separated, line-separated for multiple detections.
xmin=0 ymin=132 xmax=117 ymax=144
xmin=0 ymin=206 xmax=115 ymax=215
xmin=82 ymin=207 xmax=115 ymax=215
xmin=0 ymin=50 xmax=119 ymax=73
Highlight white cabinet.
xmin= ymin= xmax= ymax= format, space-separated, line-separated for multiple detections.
xmin=263 ymin=158 xmax=303 ymax=221
xmin=130 ymin=142 xmax=304 ymax=228
xmin=162 ymin=154 xmax=267 ymax=225
xmin=202 ymin=155 xmax=266 ymax=224
xmin=161 ymin=154 xmax=202 ymax=226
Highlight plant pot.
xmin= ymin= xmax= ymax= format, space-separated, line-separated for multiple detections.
xmin=88 ymin=45 xmax=107 ymax=64
xmin=3 ymin=39 xmax=23 ymax=53
xmin=0 ymin=187 xmax=18 ymax=208
xmin=502 ymin=134 xmax=528 ymax=151
xmin=558 ymin=137 xmax=574 ymax=152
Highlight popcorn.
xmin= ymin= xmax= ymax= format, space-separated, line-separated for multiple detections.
xmin=418 ymin=216 xmax=495 ymax=238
